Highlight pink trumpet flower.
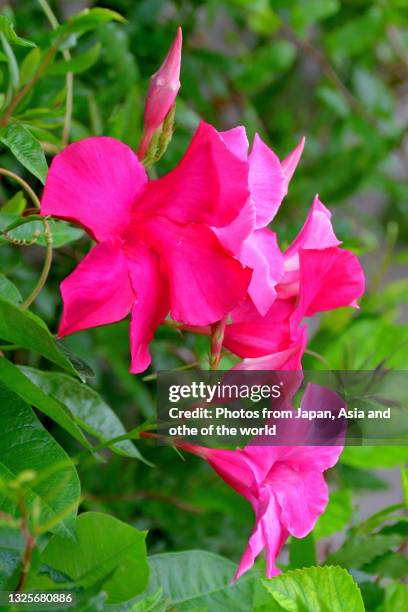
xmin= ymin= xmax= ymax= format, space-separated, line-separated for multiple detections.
xmin=40 ymin=122 xmax=252 ymax=373
xmin=138 ymin=27 xmax=182 ymax=159
xmin=214 ymin=129 xmax=305 ymax=316
xmin=179 ymin=384 xmax=344 ymax=581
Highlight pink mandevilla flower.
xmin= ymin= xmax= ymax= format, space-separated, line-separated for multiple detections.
xmin=188 ymin=192 xmax=365 ymax=371
xmin=178 ymin=384 xmax=345 ymax=581
xmin=40 ymin=122 xmax=253 ymax=373
xmin=213 ymin=127 xmax=305 ymax=316
xmin=138 ymin=27 xmax=182 ymax=158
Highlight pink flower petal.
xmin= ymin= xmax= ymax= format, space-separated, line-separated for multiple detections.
xmin=213 ymin=198 xmax=256 ymax=257
xmin=249 ymin=134 xmax=286 ymax=228
xmin=240 ymin=228 xmax=284 ymax=316
xmin=224 ymin=298 xmax=294 ymax=358
xmin=58 ymin=239 xmax=133 ymax=337
xmin=141 ymin=216 xmax=251 ymax=325
xmin=220 ymin=126 xmax=249 ymax=161
xmin=285 ymin=194 xmax=340 ymax=259
xmin=291 ymin=247 xmax=365 ymax=330
xmin=247 ymin=385 xmax=344 ymax=473
xmin=270 ymin=464 xmax=329 ymax=538
xmin=139 ymin=121 xmax=250 ymax=228
xmin=281 ymin=136 xmax=305 ymax=188
xmin=127 ymin=245 xmax=170 ymax=373
xmin=41 ymin=137 xmax=147 ymax=242
xmin=233 ymin=489 xmax=285 ymax=582
xmin=232 ymin=327 xmax=307 ymax=371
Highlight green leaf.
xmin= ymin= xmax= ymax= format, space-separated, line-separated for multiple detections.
xmin=0 ymin=123 xmax=48 ymax=183
xmin=19 ymin=367 xmax=144 ymax=460
xmin=326 ymin=6 xmax=384 ymax=59
xmin=0 ymin=15 xmax=35 ymax=47
xmin=0 ymin=214 xmax=84 ymax=248
xmin=384 ymin=582 xmax=408 ymax=611
xmin=42 ymin=512 xmax=149 ymax=604
xmin=49 ymin=42 xmax=101 ymax=75
xmin=314 ymin=490 xmax=352 ymax=539
xmin=53 ymin=8 xmax=125 ymax=43
xmin=340 ymin=446 xmax=408 ymax=468
xmin=317 ymin=86 xmax=349 ymax=118
xmin=354 ymin=503 xmax=407 ymax=536
xmin=56 ymin=342 xmax=94 ymax=380
xmin=0 ymin=274 xmax=22 ymax=304
xmin=289 ymin=534 xmax=316 ymax=570
xmin=140 ymin=550 xmax=255 ymax=611
xmin=130 ymin=588 xmax=164 ymax=612
xmin=291 ymin=0 xmax=340 ymax=31
xmin=262 ymin=566 xmax=365 ymax=612
xmin=363 ymin=551 xmax=408 ymax=579
xmin=42 ymin=220 xmax=83 ymax=247
xmin=0 ymin=297 xmax=85 ymax=379
xmin=0 ymin=527 xmax=25 ymax=589
xmin=401 ymin=466 xmax=408 ymax=509
xmin=20 ymin=47 xmax=41 ymax=85
xmin=0 ymin=32 xmax=19 ymax=88
xmin=326 ymin=533 xmax=403 ymax=569
xmin=0 ymin=382 xmax=80 ymax=537
xmin=316 ymin=318 xmax=408 ymax=369
xmin=1 ymin=190 xmax=26 ymax=213
xmin=0 ymin=358 xmax=91 ymax=449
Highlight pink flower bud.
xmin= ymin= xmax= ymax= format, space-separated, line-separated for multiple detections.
xmin=138 ymin=27 xmax=182 ymax=158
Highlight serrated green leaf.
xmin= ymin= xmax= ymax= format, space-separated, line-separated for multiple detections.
xmin=42 ymin=512 xmax=149 ymax=604
xmin=0 ymin=123 xmax=48 ymax=183
xmin=0 ymin=382 xmax=80 ymax=537
xmin=262 ymin=566 xmax=364 ymax=612
xmin=0 ymin=15 xmax=35 ymax=48
xmin=19 ymin=367 xmax=145 ymax=460
xmin=49 ymin=42 xmax=101 ymax=75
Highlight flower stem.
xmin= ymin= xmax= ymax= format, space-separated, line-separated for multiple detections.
xmin=38 ymin=0 xmax=73 ymax=146
xmin=21 ymin=222 xmax=53 ymax=310
xmin=0 ymin=44 xmax=57 ymax=126
xmin=209 ymin=317 xmax=227 ymax=370
xmin=16 ymin=496 xmax=36 ymax=593
xmin=0 ymin=168 xmax=40 ymax=209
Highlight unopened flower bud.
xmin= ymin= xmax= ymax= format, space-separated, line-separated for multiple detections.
xmin=138 ymin=27 xmax=182 ymax=159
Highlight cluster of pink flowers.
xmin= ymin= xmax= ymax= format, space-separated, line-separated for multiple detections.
xmin=40 ymin=29 xmax=364 ymax=580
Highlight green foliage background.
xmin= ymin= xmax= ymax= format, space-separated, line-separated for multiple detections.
xmin=0 ymin=0 xmax=407 ymax=610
